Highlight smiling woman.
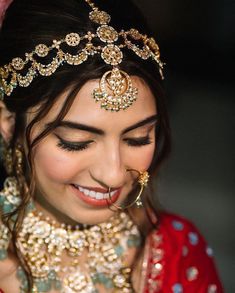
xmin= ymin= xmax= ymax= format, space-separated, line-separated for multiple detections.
xmin=0 ymin=0 xmax=223 ymax=292
xmin=30 ymin=78 xmax=157 ymax=225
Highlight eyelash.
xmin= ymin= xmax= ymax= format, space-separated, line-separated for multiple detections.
xmin=56 ymin=139 xmax=92 ymax=152
xmin=56 ymin=136 xmax=152 ymax=152
xmin=124 ymin=136 xmax=152 ymax=147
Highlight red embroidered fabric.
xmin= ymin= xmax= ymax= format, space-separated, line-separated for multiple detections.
xmin=143 ymin=212 xmax=224 ymax=292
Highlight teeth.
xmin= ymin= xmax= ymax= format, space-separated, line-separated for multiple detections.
xmin=84 ymin=189 xmax=89 ymax=196
xmin=74 ymin=185 xmax=117 ymax=200
xmin=96 ymin=192 xmax=103 ymax=199
xmin=103 ymin=193 xmax=109 ymax=199
xmin=89 ymin=190 xmax=96 ymax=198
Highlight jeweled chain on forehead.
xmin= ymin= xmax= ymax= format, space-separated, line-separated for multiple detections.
xmin=0 ymin=0 xmax=164 ymax=111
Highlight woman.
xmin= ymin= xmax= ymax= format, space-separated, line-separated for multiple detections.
xmin=0 ymin=0 xmax=223 ymax=292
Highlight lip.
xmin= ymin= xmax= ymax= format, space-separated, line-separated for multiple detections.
xmin=70 ymin=184 xmax=122 ymax=207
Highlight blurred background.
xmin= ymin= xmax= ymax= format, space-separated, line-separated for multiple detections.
xmin=133 ymin=0 xmax=234 ymax=291
xmin=0 ymin=0 xmax=234 ymax=291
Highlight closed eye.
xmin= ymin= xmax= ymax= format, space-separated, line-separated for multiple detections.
xmin=55 ymin=135 xmax=93 ymax=152
xmin=124 ymin=136 xmax=152 ymax=147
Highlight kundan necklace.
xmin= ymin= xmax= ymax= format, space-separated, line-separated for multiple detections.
xmin=17 ymin=208 xmax=141 ymax=292
xmin=0 ymin=177 xmax=142 ymax=292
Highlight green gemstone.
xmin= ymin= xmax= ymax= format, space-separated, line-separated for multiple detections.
xmin=21 ymin=280 xmax=29 ymax=291
xmin=0 ymin=249 xmax=7 ymax=260
xmin=95 ymin=273 xmax=113 ymax=288
xmin=11 ymin=214 xmax=18 ymax=221
xmin=48 ymin=270 xmax=57 ymax=280
xmin=104 ymin=279 xmax=113 ymax=289
xmin=3 ymin=203 xmax=14 ymax=213
xmin=98 ymin=273 xmax=107 ymax=283
xmin=127 ymin=235 xmax=141 ymax=247
xmin=35 ymin=279 xmax=51 ymax=292
xmin=0 ymin=195 xmax=5 ymax=205
xmin=115 ymin=245 xmax=124 ymax=256
xmin=17 ymin=267 xmax=28 ymax=290
xmin=91 ymin=274 xmax=99 ymax=284
xmin=26 ymin=201 xmax=35 ymax=212
xmin=17 ymin=267 xmax=27 ymax=280
xmin=55 ymin=279 xmax=62 ymax=290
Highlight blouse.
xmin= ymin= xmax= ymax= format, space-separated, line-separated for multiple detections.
xmin=142 ymin=212 xmax=224 ymax=292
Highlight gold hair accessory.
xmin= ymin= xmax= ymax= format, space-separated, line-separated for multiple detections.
xmin=108 ymin=169 xmax=149 ymax=210
xmin=0 ymin=0 xmax=164 ymax=111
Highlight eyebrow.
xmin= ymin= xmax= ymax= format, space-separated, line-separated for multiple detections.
xmin=50 ymin=114 xmax=158 ymax=135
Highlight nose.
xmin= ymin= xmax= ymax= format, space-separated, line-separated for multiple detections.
xmin=90 ymin=141 xmax=127 ymax=189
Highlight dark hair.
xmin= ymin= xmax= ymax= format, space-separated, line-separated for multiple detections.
xmin=0 ymin=0 xmax=171 ymax=290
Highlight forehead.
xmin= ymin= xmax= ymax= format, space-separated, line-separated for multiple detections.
xmin=45 ymin=76 xmax=157 ymax=129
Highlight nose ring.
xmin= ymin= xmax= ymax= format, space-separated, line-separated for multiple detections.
xmin=108 ymin=169 xmax=149 ymax=210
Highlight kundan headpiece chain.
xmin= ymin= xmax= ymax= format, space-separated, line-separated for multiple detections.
xmin=0 ymin=0 xmax=164 ymax=111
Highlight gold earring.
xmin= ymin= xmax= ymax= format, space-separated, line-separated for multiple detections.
xmin=3 ymin=144 xmax=13 ymax=175
xmin=108 ymin=169 xmax=149 ymax=210
xmin=3 ymin=143 xmax=24 ymax=176
xmin=15 ymin=143 xmax=23 ymax=177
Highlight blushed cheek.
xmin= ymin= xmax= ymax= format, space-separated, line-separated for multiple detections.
xmin=143 ymin=146 xmax=156 ymax=169
xmin=33 ymin=146 xmax=77 ymax=183
xmin=129 ymin=144 xmax=155 ymax=171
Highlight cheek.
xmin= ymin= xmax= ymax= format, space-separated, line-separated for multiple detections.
xmin=127 ymin=143 xmax=156 ymax=171
xmin=33 ymin=144 xmax=80 ymax=183
xmin=142 ymin=144 xmax=156 ymax=167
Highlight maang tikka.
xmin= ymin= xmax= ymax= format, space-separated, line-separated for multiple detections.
xmin=0 ymin=0 xmax=164 ymax=111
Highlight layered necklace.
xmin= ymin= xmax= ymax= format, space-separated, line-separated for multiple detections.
xmin=0 ymin=178 xmax=141 ymax=292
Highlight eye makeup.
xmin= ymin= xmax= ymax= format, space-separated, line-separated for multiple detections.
xmin=55 ymin=135 xmax=93 ymax=152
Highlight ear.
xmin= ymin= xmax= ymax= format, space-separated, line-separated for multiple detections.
xmin=0 ymin=100 xmax=15 ymax=143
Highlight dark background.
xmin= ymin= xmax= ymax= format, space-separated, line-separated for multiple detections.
xmin=0 ymin=0 xmax=234 ymax=291
xmin=132 ymin=0 xmax=234 ymax=291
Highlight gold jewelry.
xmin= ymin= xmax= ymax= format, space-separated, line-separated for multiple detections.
xmin=0 ymin=0 xmax=164 ymax=111
xmin=16 ymin=209 xmax=140 ymax=292
xmin=3 ymin=144 xmax=13 ymax=174
xmin=15 ymin=143 xmax=23 ymax=177
xmin=0 ymin=177 xmax=141 ymax=291
xmin=108 ymin=169 xmax=149 ymax=210
xmin=3 ymin=143 xmax=23 ymax=176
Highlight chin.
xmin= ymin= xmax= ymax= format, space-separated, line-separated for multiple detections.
xmin=67 ymin=208 xmax=117 ymax=226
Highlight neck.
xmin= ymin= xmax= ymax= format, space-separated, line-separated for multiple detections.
xmin=34 ymin=189 xmax=84 ymax=227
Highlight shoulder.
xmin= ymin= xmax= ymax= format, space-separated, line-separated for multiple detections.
xmin=155 ymin=211 xmax=212 ymax=263
xmin=0 ymin=252 xmax=20 ymax=293
xmin=158 ymin=211 xmax=205 ymax=245
xmin=157 ymin=211 xmax=216 ymax=265
xmin=159 ymin=211 xmax=201 ymax=231
xmin=0 ymin=253 xmax=18 ymax=279
xmin=146 ymin=211 xmax=224 ymax=292
xmin=155 ymin=212 xmax=208 ymax=255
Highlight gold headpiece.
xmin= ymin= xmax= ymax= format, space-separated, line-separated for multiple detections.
xmin=0 ymin=0 xmax=164 ymax=111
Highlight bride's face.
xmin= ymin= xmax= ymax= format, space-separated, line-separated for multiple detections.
xmin=29 ymin=76 xmax=157 ymax=225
